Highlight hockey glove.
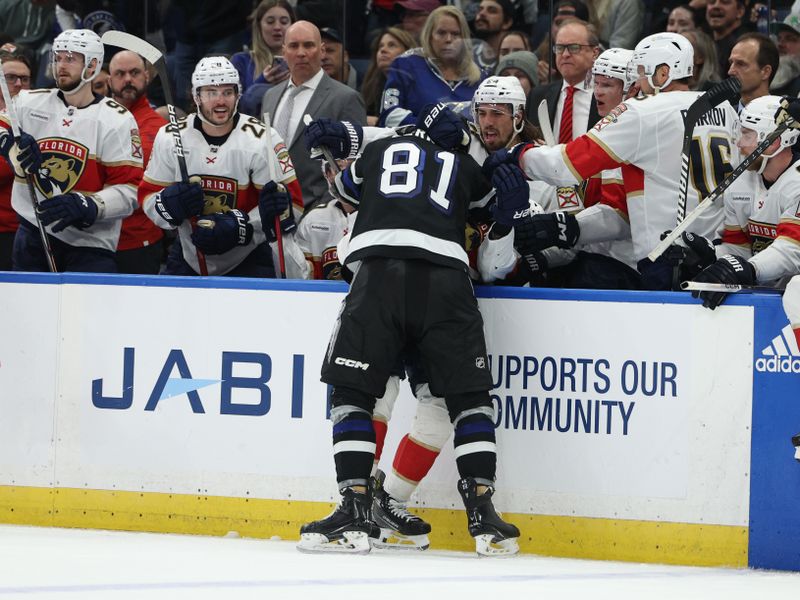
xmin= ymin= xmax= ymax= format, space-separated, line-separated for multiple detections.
xmin=517 ymin=251 xmax=548 ymax=286
xmin=416 ymin=102 xmax=470 ymax=151
xmin=154 ymin=179 xmax=204 ymax=226
xmin=680 ymin=231 xmax=717 ymax=279
xmin=775 ymin=97 xmax=800 ymax=130
xmin=191 ymin=209 xmax=253 ymax=255
xmin=513 ymin=211 xmax=580 ymax=254
xmin=259 ymin=181 xmax=296 ymax=242
xmin=491 ymin=164 xmax=532 ymax=226
xmin=0 ymin=129 xmax=43 ymax=175
xmin=691 ymin=254 xmax=756 ymax=310
xmin=482 ymin=143 xmax=534 ymax=179
xmin=304 ymin=118 xmax=363 ymax=160
xmin=38 ymin=192 xmax=98 ymax=232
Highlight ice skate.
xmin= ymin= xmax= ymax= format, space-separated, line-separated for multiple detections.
xmin=457 ymin=477 xmax=520 ymax=557
xmin=297 ymin=487 xmax=374 ymax=554
xmin=793 ymin=433 xmax=800 ymax=462
xmin=370 ymin=470 xmax=431 ymax=550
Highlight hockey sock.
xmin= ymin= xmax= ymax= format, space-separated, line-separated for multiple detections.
xmin=330 ymin=386 xmax=376 ymax=489
xmin=385 ymin=434 xmax=441 ymax=501
xmin=450 ymin=394 xmax=497 ymax=484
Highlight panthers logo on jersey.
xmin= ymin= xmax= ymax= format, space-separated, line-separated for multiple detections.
xmin=34 ymin=137 xmax=88 ymax=198
xmin=200 ymin=175 xmax=238 ymax=215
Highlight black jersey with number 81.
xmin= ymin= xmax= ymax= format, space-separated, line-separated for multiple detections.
xmin=335 ymin=130 xmax=492 ymax=271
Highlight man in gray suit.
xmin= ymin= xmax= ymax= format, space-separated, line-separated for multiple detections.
xmin=262 ymin=21 xmax=366 ymax=211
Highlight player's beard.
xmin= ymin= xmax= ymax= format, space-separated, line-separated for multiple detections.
xmin=57 ymin=73 xmax=82 ymax=93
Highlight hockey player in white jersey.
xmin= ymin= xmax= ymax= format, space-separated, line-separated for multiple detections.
xmin=691 ymin=95 xmax=800 ymax=308
xmin=484 ymin=32 xmax=741 ymax=290
xmin=141 ymin=57 xmax=306 ymax=277
xmin=0 ymin=29 xmax=142 ymax=272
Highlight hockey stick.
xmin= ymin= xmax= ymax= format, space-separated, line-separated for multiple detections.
xmin=680 ymin=281 xmax=782 ymax=294
xmin=100 ymin=31 xmax=208 ymax=275
xmin=647 ymin=114 xmax=795 ymax=262
xmin=676 ymin=77 xmax=741 ymax=224
xmin=262 ymin=111 xmax=286 ymax=279
xmin=537 ymin=99 xmax=556 ymax=147
xmin=0 ymin=59 xmax=57 ymax=272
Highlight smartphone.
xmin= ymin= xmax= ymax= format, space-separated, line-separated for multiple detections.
xmin=272 ymin=56 xmax=288 ymax=73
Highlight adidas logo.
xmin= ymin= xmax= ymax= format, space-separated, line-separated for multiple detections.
xmin=755 ymin=325 xmax=800 ymax=373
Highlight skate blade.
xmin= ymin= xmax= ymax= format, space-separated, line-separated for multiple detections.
xmin=296 ymin=531 xmax=371 ymax=554
xmin=371 ymin=528 xmax=430 ymax=551
xmin=474 ymin=534 xmax=519 ymax=557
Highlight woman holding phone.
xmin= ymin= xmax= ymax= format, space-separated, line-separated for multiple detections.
xmin=233 ymin=0 xmax=295 ymax=113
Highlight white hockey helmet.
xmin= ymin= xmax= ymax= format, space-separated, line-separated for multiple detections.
xmin=740 ymin=95 xmax=798 ymax=173
xmin=592 ymin=48 xmax=635 ymax=91
xmin=629 ymin=32 xmax=693 ymax=92
xmin=51 ymin=29 xmax=104 ymax=94
xmin=191 ymin=56 xmax=240 ymax=97
xmin=472 ymin=76 xmax=527 ymax=134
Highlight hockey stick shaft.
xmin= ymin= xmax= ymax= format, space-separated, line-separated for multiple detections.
xmin=648 ymin=116 xmax=793 ymax=262
xmin=262 ymin=112 xmax=286 ymax=279
xmin=303 ymin=113 xmax=339 ymax=173
xmin=0 ymin=59 xmax=57 ymax=272
xmin=681 ymin=281 xmax=782 ymax=294
xmin=101 ymin=32 xmax=207 ymax=274
xmin=537 ymin=99 xmax=556 ymax=147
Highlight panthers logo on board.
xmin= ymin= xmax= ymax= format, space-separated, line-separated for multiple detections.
xmin=35 ymin=138 xmax=89 ymax=198
xmin=200 ymin=175 xmax=238 ymax=215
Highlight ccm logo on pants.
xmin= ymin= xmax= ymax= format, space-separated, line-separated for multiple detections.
xmin=335 ymin=357 xmax=370 ymax=370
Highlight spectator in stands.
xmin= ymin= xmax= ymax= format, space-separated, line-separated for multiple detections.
xmin=320 ymin=28 xmax=360 ymax=90
xmin=0 ymin=47 xmax=30 ymax=271
xmin=535 ymin=0 xmax=590 ymax=84
xmin=92 ymin=64 xmax=109 ymax=97
xmin=231 ymin=0 xmax=295 ymax=99
xmin=498 ymin=30 xmax=531 ymax=57
xmin=473 ymin=0 xmax=515 ymax=68
xmin=728 ymin=32 xmax=777 ymax=110
xmin=396 ymin=0 xmax=442 ymax=42
xmin=528 ymin=18 xmax=600 ymax=143
xmin=361 ymin=27 xmax=416 ymax=125
xmin=262 ymin=21 xmax=366 ymax=210
xmin=587 ymin=0 xmax=644 ymax=49
xmin=107 ymin=50 xmax=168 ymax=275
xmin=681 ymin=29 xmax=722 ymax=91
xmin=770 ymin=14 xmax=800 ymax=97
xmin=380 ymin=5 xmax=488 ymax=127
xmin=706 ymin=0 xmax=751 ymax=76
xmin=0 ymin=0 xmax=55 ymax=52
xmin=666 ymin=5 xmax=697 ymax=33
xmin=496 ymin=50 xmax=539 ymax=97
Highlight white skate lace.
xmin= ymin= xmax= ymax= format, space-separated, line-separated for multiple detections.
xmin=387 ymin=498 xmax=420 ymax=523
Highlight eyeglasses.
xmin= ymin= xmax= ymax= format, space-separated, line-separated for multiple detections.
xmin=5 ymin=74 xmax=30 ymax=85
xmin=554 ymin=43 xmax=595 ymax=55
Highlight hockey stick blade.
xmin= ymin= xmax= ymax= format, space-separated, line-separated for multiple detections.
xmin=649 ymin=116 xmax=794 ymax=262
xmin=537 ymin=99 xmax=556 ymax=147
xmin=100 ymin=31 xmax=163 ymax=66
xmin=681 ymin=281 xmax=782 ymax=294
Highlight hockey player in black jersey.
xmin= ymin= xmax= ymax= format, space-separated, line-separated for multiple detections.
xmin=298 ymin=104 xmax=520 ymax=556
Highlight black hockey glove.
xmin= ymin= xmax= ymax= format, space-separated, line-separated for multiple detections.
xmin=304 ymin=118 xmax=362 ymax=160
xmin=259 ymin=181 xmax=296 ymax=242
xmin=191 ymin=209 xmax=253 ymax=255
xmin=482 ymin=143 xmax=534 ymax=179
xmin=775 ymin=97 xmax=800 ymax=130
xmin=416 ymin=102 xmax=470 ymax=151
xmin=513 ymin=211 xmax=580 ymax=254
xmin=691 ymin=254 xmax=756 ymax=310
xmin=38 ymin=192 xmax=98 ymax=232
xmin=491 ymin=164 xmax=532 ymax=226
xmin=517 ymin=251 xmax=548 ymax=286
xmin=0 ymin=129 xmax=43 ymax=175
xmin=680 ymin=231 xmax=717 ymax=279
xmin=155 ymin=179 xmax=204 ymax=226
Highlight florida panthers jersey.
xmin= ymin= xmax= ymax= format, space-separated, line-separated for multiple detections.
xmin=335 ymin=130 xmax=492 ymax=270
xmin=295 ymin=199 xmax=352 ymax=279
xmin=719 ymin=161 xmax=800 ymax=283
xmin=141 ymin=113 xmax=300 ymax=275
xmin=0 ymin=89 xmax=142 ymax=250
xmin=517 ymin=91 xmax=740 ymax=261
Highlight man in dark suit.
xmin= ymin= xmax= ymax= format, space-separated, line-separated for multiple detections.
xmin=528 ymin=18 xmax=600 ymax=141
xmin=262 ymin=21 xmax=366 ymax=211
